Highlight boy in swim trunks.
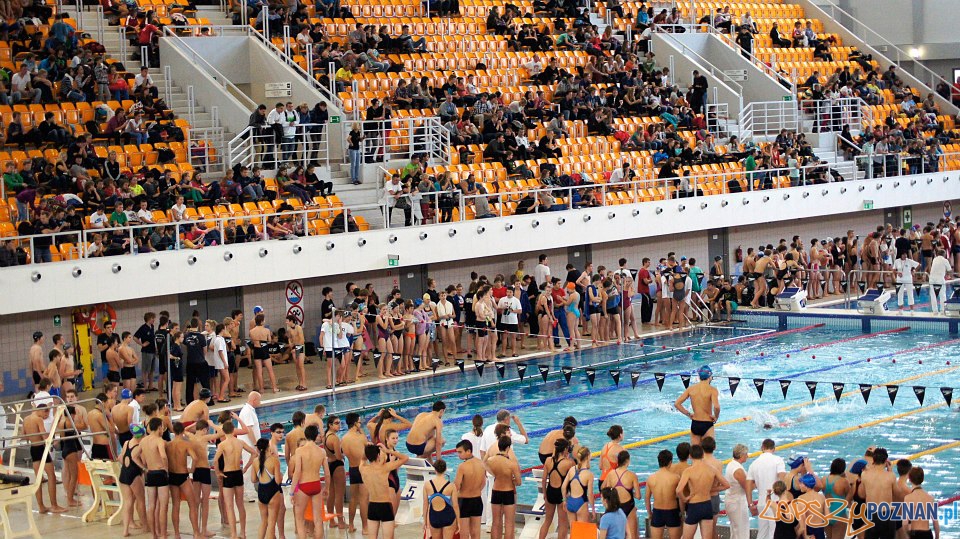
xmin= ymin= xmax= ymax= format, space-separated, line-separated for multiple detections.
xmin=486 ymin=436 xmax=522 ymax=539
xmin=646 ymin=450 xmax=682 ymax=539
xmin=291 ymin=425 xmax=331 ymax=539
xmin=24 ymin=403 xmax=66 ymax=514
xmin=361 ymin=443 xmax=410 ymax=539
xmin=454 ymin=440 xmax=487 ymax=539
xmin=213 ymin=420 xmax=256 ymax=539
xmin=167 ymin=421 xmax=202 ymax=538
xmin=674 ymin=365 xmax=720 ymax=445
xmin=141 ymin=416 xmax=170 ymax=539
xmin=406 ymin=400 xmax=446 ymax=460
xmin=342 ymin=412 xmax=370 ymax=533
xmin=676 ymin=445 xmax=730 ymax=539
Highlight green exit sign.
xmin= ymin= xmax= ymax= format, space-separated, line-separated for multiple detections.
xmin=863 ymin=200 xmax=874 ymax=210
xmin=782 ymin=95 xmax=793 ymax=101
xmin=387 ymin=254 xmax=399 ymax=267
xmin=330 ymin=115 xmax=341 ymax=124
xmin=53 ymin=314 xmax=61 ymax=327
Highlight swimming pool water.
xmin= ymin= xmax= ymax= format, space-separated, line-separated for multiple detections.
xmin=259 ymin=323 xmax=960 ymax=530
xmin=825 ymin=283 xmax=955 ymax=311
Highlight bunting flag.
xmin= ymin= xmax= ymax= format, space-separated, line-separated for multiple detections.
xmin=610 ymin=369 xmax=621 ymax=386
xmin=887 ymin=385 xmax=899 ymax=405
xmin=431 ymin=358 xmax=440 ymax=373
xmin=412 ymin=356 xmax=421 ymax=371
xmin=630 ymin=371 xmax=641 ymax=389
xmin=895 ymin=284 xmax=903 ymax=294
xmin=914 ymin=284 xmax=923 ymax=295
xmin=655 ymin=373 xmax=666 ymax=391
xmin=857 ymin=281 xmax=867 ymax=293
xmin=753 ymin=378 xmax=765 ymax=398
xmin=495 ymin=362 xmax=506 ymax=378
xmin=840 ymin=278 xmax=848 ymax=292
xmin=877 ymin=283 xmax=886 ymax=292
xmin=475 ymin=361 xmax=485 ymax=377
xmin=456 ymin=359 xmax=465 ymax=373
xmin=729 ymin=377 xmax=741 ymax=396
xmin=538 ymin=365 xmax=550 ymax=382
xmin=914 ymin=386 xmax=926 ymax=405
xmin=933 ymin=284 xmax=943 ymax=297
xmin=680 ymin=374 xmax=691 ymax=389
xmin=562 ymin=367 xmax=573 ymax=384
xmin=805 ymin=381 xmax=818 ymax=400
xmin=941 ymin=387 xmax=954 ymax=407
xmin=779 ymin=380 xmax=791 ymax=398
xmin=372 ymin=352 xmax=382 ymax=366
xmin=800 ymin=278 xmax=810 ymax=288
xmin=832 ymin=382 xmax=844 ymax=402
xmin=585 ymin=368 xmax=596 ymax=386
xmin=517 ymin=363 xmax=528 ymax=382
xmin=392 ymin=353 xmax=401 ymax=364
xmin=819 ymin=276 xmax=827 ymax=286
xmin=859 ymin=384 xmax=872 ymax=404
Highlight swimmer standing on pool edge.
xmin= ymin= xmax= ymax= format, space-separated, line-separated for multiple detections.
xmin=674 ymin=365 xmax=720 ymax=445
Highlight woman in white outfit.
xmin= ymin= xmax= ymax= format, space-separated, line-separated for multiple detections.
xmin=724 ymin=444 xmax=752 ymax=539
xmin=928 ymin=248 xmax=953 ymax=314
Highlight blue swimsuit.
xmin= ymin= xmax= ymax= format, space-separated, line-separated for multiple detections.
xmin=566 ymin=468 xmax=589 ymax=513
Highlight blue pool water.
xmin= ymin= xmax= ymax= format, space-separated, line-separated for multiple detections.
xmin=258 ymin=321 xmax=960 ymax=530
xmin=826 ymin=283 xmax=955 ymax=310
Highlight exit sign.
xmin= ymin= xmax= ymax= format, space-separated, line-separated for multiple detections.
xmin=387 ymin=254 xmax=399 ymax=267
xmin=862 ymin=200 xmax=874 ymax=210
xmin=53 ymin=314 xmax=61 ymax=327
xmin=330 ymin=115 xmax=341 ymax=124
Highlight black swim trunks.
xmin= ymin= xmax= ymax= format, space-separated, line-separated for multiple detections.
xmin=121 ymin=366 xmax=137 ymax=380
xmin=348 ymin=466 xmax=363 ymax=485
xmin=169 ymin=472 xmax=190 ymax=487
xmin=368 ymin=501 xmax=395 ymax=522
xmin=91 ymin=443 xmax=112 ymax=460
xmin=193 ymin=467 xmax=212 ymax=485
xmin=145 ymin=470 xmax=169 ymax=487
xmin=222 ymin=469 xmax=244 ymax=489
xmin=107 ymin=370 xmax=121 ymax=383
xmin=684 ymin=500 xmax=714 ymax=525
xmin=691 ymin=419 xmax=714 ymax=437
xmin=651 ymin=507 xmax=682 ymax=528
xmin=458 ymin=496 xmax=483 ymax=518
xmin=490 ymin=489 xmax=516 ymax=506
xmin=30 ymin=445 xmax=46 ymax=463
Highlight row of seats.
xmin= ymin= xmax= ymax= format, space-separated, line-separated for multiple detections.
xmin=385 ymin=50 xmax=589 ymax=72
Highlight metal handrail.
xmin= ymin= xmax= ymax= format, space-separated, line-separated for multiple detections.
xmin=707 ymin=26 xmax=796 ymax=94
xmin=161 ymin=27 xmax=257 ymax=111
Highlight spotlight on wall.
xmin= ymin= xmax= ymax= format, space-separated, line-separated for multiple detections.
xmin=326 ymin=241 xmax=335 ymax=250
xmin=223 ymin=252 xmax=233 ymax=262
xmin=893 ymin=182 xmax=899 ymax=188
xmin=802 ymin=192 xmax=809 ymax=198
xmin=72 ymin=267 xmax=82 ymax=278
xmin=187 ymin=255 xmax=197 ymax=265
xmin=112 ymin=263 xmax=122 ymax=273
xmin=259 ymin=248 xmax=268 ymax=257
xmin=292 ymin=244 xmax=302 ymax=254
xmin=608 ymin=212 xmax=616 ymax=219
xmin=448 ymin=228 xmax=458 ymax=237
xmin=822 ymin=189 xmax=829 ymax=196
xmin=419 ymin=232 xmax=429 ymax=240
xmin=557 ymin=217 xmax=566 ymax=225
xmin=840 ymin=187 xmax=847 ymax=194
xmin=700 ymin=202 xmax=708 ymax=209
xmin=858 ymin=185 xmax=866 ymax=192
xmin=721 ymin=200 xmax=728 ymax=207
xmin=477 ymin=225 xmax=486 ymax=234
xmin=632 ymin=209 xmax=640 ymax=216
xmin=531 ymin=220 xmax=540 ymax=228
xmin=876 ymin=183 xmax=882 ymax=190
xmin=655 ymin=207 xmax=663 ymax=214
xmin=357 ymin=238 xmax=367 ymax=247
xmin=910 ymin=179 xmax=917 ymax=186
xmin=742 ymin=199 xmax=749 ymax=205
xmin=927 ymin=178 xmax=934 ymax=184
xmin=504 ymin=223 xmax=513 ymax=231
xmin=150 ymin=259 xmax=160 ymax=269
xmin=783 ymin=194 xmax=790 ymax=200
xmin=31 ymin=271 xmax=41 ymax=282
xmin=388 ymin=234 xmax=398 ymax=244
xmin=582 ymin=214 xmax=591 ymax=222
xmin=762 ymin=196 xmax=770 ymax=202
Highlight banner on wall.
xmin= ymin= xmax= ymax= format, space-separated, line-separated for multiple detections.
xmin=285 ymin=280 xmax=305 ymax=325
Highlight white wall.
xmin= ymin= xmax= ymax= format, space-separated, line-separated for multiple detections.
xmin=4 ymin=170 xmax=959 ymax=315
xmin=652 ymin=33 xmax=744 ymax=115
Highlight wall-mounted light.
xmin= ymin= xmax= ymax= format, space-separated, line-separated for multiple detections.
xmin=840 ymin=187 xmax=847 ymax=194
xmin=187 ymin=255 xmax=197 ymax=265
xmin=876 ymin=183 xmax=883 ymax=190
xmin=742 ymin=198 xmax=749 ymax=205
xmin=31 ymin=271 xmax=41 ymax=282
xmin=419 ymin=232 xmax=428 ymax=240
xmin=910 ymin=179 xmax=916 ymax=186
xmin=783 ymin=194 xmax=790 ymax=200
xmin=72 ymin=267 xmax=82 ymax=278
xmin=150 ymin=259 xmax=160 ymax=269
xmin=259 ymin=248 xmax=268 ymax=257
xmin=388 ymin=234 xmax=398 ymax=244
xmin=893 ymin=182 xmax=899 ymax=188
xmin=477 ymin=225 xmax=486 ymax=234
xmin=504 ymin=223 xmax=513 ymax=231
xmin=557 ymin=217 xmax=566 ymax=225
xmin=821 ymin=189 xmax=829 ymax=196
xmin=909 ymin=47 xmax=921 ymax=59
xmin=326 ymin=241 xmax=335 ymax=250
xmin=858 ymin=185 xmax=866 ymax=192
xmin=448 ymin=228 xmax=457 ymax=237
xmin=762 ymin=196 xmax=770 ymax=202
xmin=721 ymin=200 xmax=728 ymax=207
xmin=927 ymin=178 xmax=934 ymax=184
xmin=700 ymin=202 xmax=708 ymax=209
xmin=531 ymin=219 xmax=540 ymax=228
xmin=607 ymin=212 xmax=616 ymax=219
xmin=292 ymin=244 xmax=302 ymax=254
xmin=678 ymin=204 xmax=686 ymax=212
xmin=582 ymin=214 xmax=591 ymax=222
xmin=223 ymin=252 xmax=233 ymax=262
xmin=357 ymin=238 xmax=367 ymax=246
xmin=655 ymin=207 xmax=663 ymax=214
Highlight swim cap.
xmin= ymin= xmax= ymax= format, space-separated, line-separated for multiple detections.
xmin=422 ymin=293 xmax=432 ymax=302
xmin=789 ymin=455 xmax=806 ymax=469
xmin=120 ymin=388 xmax=132 ymax=400
xmin=414 ymin=299 xmax=423 ymax=307
xmin=850 ymin=460 xmax=867 ymax=475
xmin=199 ymin=388 xmax=212 ymax=399
xmin=33 ymin=331 xmax=43 ymax=341
xmin=130 ymin=424 xmax=146 ymax=438
xmin=566 ymin=282 xmax=576 ymax=290
xmin=800 ymin=474 xmax=817 ymax=489
xmin=698 ymin=365 xmax=713 ymax=380
xmin=253 ymin=305 xmax=264 ymax=314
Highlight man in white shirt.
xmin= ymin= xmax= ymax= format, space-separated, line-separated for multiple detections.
xmin=134 ymin=66 xmax=157 ymax=99
xmin=10 ymin=64 xmax=41 ymax=104
xmin=281 ymin=102 xmax=299 ymax=161
xmin=608 ymin=161 xmax=632 ymax=185
xmin=497 ymin=286 xmax=522 ymax=357
xmin=238 ymin=391 xmax=262 ymax=501
xmin=534 ymin=254 xmax=551 ymax=286
xmin=170 ymin=196 xmax=188 ymax=222
xmin=893 ymin=250 xmax=920 ymax=312
xmin=928 ymin=249 xmax=952 ymax=314
xmin=212 ymin=325 xmax=229 ymax=401
xmin=381 ymin=174 xmax=405 ymax=227
xmin=89 ymin=206 xmax=108 ymax=228
xmin=128 ymin=389 xmax=144 ymax=425
xmin=747 ymin=438 xmax=786 ymax=539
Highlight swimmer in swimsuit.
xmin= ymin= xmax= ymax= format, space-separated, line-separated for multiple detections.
xmin=324 ymin=415 xmax=348 ymax=529
xmin=290 ymin=424 xmax=331 ymax=539
xmin=674 ymin=365 xmax=720 ymax=445
xmin=563 ymin=447 xmax=595 ymax=522
xmin=602 ymin=451 xmax=641 ymax=539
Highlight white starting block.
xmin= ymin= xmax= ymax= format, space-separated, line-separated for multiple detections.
xmin=774 ymin=287 xmax=808 ymax=312
xmin=395 ymin=458 xmax=436 ymax=525
xmin=857 ymin=289 xmax=893 ymax=315
xmin=944 ymin=291 xmax=960 ymax=317
xmin=518 ymin=469 xmax=550 ymax=539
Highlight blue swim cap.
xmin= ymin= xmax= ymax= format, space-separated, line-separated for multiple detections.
xmin=120 ymin=388 xmax=132 ymax=400
xmin=130 ymin=424 xmax=146 ymax=438
xmin=789 ymin=455 xmax=806 ymax=469
xmin=698 ymin=365 xmax=713 ymax=380
xmin=850 ymin=459 xmax=867 ymax=475
xmin=800 ymin=474 xmax=817 ymax=489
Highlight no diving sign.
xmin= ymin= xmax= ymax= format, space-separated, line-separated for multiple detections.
xmin=286 ymin=281 xmax=304 ymax=305
xmin=285 ymin=280 xmax=305 ymax=325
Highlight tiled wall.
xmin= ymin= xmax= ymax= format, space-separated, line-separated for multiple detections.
xmin=0 ymin=295 xmax=179 ymax=398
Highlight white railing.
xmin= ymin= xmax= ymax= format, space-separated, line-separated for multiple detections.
xmin=6 ymin=154 xmax=959 ymax=266
xmin=854 ymin=150 xmax=948 ymax=180
xmin=653 ymin=28 xmax=745 ymax=115
xmin=341 ymin=117 xmax=450 ymax=170
xmin=161 ymin=27 xmax=258 ymax=111
xmin=188 ymin=126 xmax=227 ymax=175
xmin=739 ymin=99 xmax=800 ymax=137
xmin=227 ymin=122 xmax=331 ymax=170
xmin=707 ymin=26 xmax=796 ymax=94
xmin=797 ymin=97 xmax=869 ymax=134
